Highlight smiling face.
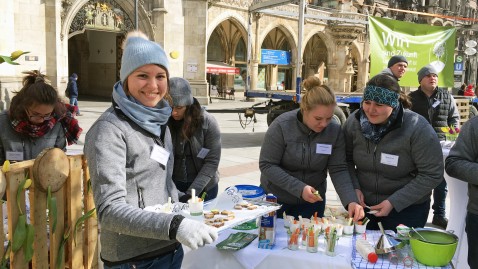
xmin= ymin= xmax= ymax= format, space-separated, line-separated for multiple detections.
xmin=126 ymin=64 xmax=168 ymax=107
xmin=362 ymin=100 xmax=394 ymax=125
xmin=389 ymin=62 xmax=408 ymax=79
xmin=302 ymin=104 xmax=335 ymax=133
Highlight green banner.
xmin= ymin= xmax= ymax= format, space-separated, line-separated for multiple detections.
xmin=369 ymin=16 xmax=456 ymax=87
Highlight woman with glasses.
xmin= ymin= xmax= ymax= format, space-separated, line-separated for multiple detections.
xmin=168 ymin=77 xmax=221 ymax=202
xmin=0 ymin=70 xmax=82 ymax=164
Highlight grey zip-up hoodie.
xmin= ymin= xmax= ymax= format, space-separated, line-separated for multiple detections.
xmin=84 ymin=107 xmax=180 ymax=262
xmin=379 ymin=68 xmax=400 ymax=81
xmin=445 ymin=116 xmax=478 ymax=215
xmin=343 ymin=109 xmax=443 ymax=212
xmin=259 ymin=109 xmax=358 ymax=208
xmin=169 ymin=109 xmax=221 ymax=194
xmin=0 ymin=111 xmax=66 ymax=163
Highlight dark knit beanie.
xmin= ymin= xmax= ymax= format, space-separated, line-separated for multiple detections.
xmin=417 ymin=65 xmax=438 ymax=82
xmin=169 ymin=77 xmax=194 ymax=106
xmin=387 ymin=55 xmax=408 ymax=68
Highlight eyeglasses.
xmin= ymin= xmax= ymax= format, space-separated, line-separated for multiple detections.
xmin=25 ymin=109 xmax=53 ymax=121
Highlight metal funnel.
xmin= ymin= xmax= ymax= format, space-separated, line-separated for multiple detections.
xmin=375 ymin=222 xmax=405 ymax=254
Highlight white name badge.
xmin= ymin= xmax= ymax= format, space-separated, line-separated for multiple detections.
xmin=432 ymin=100 xmax=441 ymax=108
xmin=6 ymin=151 xmax=24 ymax=161
xmin=197 ymin=148 xmax=210 ymax=159
xmin=150 ymin=145 xmax=170 ymax=166
xmin=380 ymin=153 xmax=399 ymax=167
xmin=316 ymin=144 xmax=332 ymax=155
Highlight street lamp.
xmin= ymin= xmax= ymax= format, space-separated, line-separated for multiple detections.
xmin=464 ymin=40 xmax=477 ymax=85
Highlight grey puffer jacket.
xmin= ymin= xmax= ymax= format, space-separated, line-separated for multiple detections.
xmin=84 ymin=107 xmax=180 ymax=262
xmin=0 ymin=111 xmax=66 ymax=163
xmin=259 ymin=109 xmax=359 ymax=208
xmin=169 ymin=109 xmax=221 ymax=194
xmin=445 ymin=116 xmax=478 ymax=215
xmin=343 ymin=109 xmax=443 ymax=212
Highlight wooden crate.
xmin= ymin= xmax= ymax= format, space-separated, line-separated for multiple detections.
xmin=455 ymin=98 xmax=470 ymax=127
xmin=0 ymin=155 xmax=98 ymax=269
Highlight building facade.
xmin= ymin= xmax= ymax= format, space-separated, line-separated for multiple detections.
xmin=0 ymin=0 xmax=476 ymax=109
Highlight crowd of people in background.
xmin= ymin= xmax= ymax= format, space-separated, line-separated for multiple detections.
xmin=2 ymin=33 xmax=478 ymax=268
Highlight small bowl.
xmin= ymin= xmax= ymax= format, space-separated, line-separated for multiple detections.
xmin=355 ymin=223 xmax=367 ymax=234
xmin=343 ymin=225 xmax=354 ymax=236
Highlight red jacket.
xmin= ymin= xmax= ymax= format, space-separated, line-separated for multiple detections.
xmin=464 ymin=88 xmax=475 ymax=96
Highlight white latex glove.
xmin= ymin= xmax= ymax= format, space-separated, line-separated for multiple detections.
xmin=176 ymin=218 xmax=218 ymax=250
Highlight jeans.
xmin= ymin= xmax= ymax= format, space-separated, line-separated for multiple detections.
xmin=466 ymin=211 xmax=478 ymax=269
xmin=104 ymin=245 xmax=184 ymax=269
xmin=366 ymin=199 xmax=430 ymax=232
xmin=432 ymin=179 xmax=448 ymax=216
xmin=69 ymin=97 xmax=81 ymax=114
xmin=174 ymin=181 xmax=218 ymax=201
xmin=276 ymin=198 xmax=326 ymax=219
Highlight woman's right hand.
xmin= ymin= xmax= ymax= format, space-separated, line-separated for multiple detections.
xmin=302 ymin=185 xmax=322 ymax=203
xmin=355 ymin=189 xmax=365 ymax=207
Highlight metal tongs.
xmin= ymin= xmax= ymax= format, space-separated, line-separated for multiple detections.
xmin=375 ymin=222 xmax=405 ymax=254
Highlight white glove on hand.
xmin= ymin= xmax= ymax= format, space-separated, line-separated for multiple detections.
xmin=176 ymin=218 xmax=218 ymax=250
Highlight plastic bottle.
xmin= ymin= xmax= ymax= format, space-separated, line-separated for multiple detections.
xmin=356 ymin=238 xmax=378 ymax=263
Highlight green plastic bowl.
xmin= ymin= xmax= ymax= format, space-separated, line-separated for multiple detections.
xmin=409 ymin=228 xmax=458 ymax=267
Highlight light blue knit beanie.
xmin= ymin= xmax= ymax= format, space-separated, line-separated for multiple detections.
xmin=120 ymin=31 xmax=170 ymax=84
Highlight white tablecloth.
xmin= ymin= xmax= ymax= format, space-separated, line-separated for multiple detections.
xmin=182 ymin=219 xmax=453 ymax=269
xmin=182 ymin=218 xmax=353 ymax=269
xmin=442 ymin=146 xmax=470 ymax=269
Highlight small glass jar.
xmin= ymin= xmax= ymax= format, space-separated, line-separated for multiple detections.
xmin=325 ymin=237 xmax=338 ymax=256
xmin=301 ymin=228 xmax=308 ymax=246
xmin=306 ymin=234 xmax=318 ymax=253
xmin=343 ymin=225 xmax=354 ymax=236
xmin=287 ymin=231 xmax=299 ymax=250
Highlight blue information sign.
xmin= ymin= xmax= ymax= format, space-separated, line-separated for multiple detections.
xmin=454 ymin=63 xmax=463 ymax=71
xmin=261 ymin=49 xmax=291 ymax=65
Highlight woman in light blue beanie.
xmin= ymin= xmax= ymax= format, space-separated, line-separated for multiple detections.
xmin=84 ymin=31 xmax=217 ymax=269
xmin=168 ymin=77 xmax=222 ymax=202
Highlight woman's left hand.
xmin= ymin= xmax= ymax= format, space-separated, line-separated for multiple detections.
xmin=370 ymin=200 xmax=393 ymax=217
xmin=347 ymin=202 xmax=365 ymax=222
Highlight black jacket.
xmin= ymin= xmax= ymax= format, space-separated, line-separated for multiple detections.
xmin=408 ymin=87 xmax=459 ymax=140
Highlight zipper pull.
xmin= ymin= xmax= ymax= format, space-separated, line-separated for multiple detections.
xmin=138 ymin=187 xmax=145 ymax=209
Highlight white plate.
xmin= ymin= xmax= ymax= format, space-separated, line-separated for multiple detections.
xmin=181 ymin=201 xmax=281 ymax=232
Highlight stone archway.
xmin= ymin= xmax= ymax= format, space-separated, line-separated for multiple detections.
xmin=303 ymin=34 xmax=328 ymax=83
xmin=61 ymin=0 xmax=150 ymax=98
xmin=206 ymin=17 xmax=248 ymax=97
xmin=256 ymin=25 xmax=298 ymax=90
xmin=257 ymin=24 xmax=297 ymax=91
